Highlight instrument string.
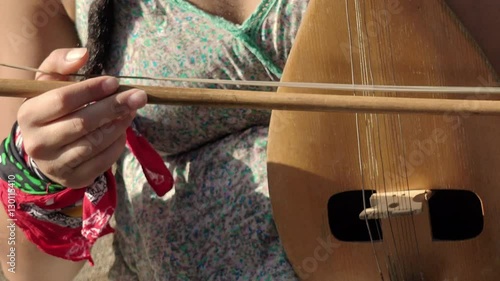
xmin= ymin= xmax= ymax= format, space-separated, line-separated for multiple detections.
xmin=377 ymin=0 xmax=416 ymax=277
xmin=354 ymin=0 xmax=406 ymax=278
xmin=346 ymin=0 xmax=384 ymax=279
xmin=393 ymin=117 xmax=415 ymax=279
xmin=382 ymin=47 xmax=410 ymax=277
xmin=355 ymin=0 xmax=394 ymax=277
xmin=381 ymin=1 xmax=423 ymax=276
xmin=353 ymin=0 xmax=410 ymax=279
xmin=397 ymin=114 xmax=425 ymax=281
xmin=378 ymin=0 xmax=423 ymax=277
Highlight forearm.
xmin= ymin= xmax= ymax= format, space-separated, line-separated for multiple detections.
xmin=0 ymin=1 xmax=84 ymax=281
xmin=0 ymin=200 xmax=86 ymax=281
xmin=446 ymin=0 xmax=500 ymax=74
xmin=0 ymin=0 xmax=80 ymax=139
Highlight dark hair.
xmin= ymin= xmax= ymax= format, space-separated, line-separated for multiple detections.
xmin=82 ymin=0 xmax=115 ymax=77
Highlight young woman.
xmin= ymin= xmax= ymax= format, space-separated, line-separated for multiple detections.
xmin=0 ymin=1 xmax=498 ymax=281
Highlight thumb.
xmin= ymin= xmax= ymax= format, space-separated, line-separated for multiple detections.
xmin=36 ymin=48 xmax=89 ymax=81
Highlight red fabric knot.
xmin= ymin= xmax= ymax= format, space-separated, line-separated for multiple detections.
xmin=125 ymin=126 xmax=174 ymax=197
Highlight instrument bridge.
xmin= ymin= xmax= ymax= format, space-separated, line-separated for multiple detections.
xmin=359 ymin=190 xmax=430 ymax=220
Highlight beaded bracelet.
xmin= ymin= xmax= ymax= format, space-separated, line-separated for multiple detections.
xmin=0 ymin=123 xmax=65 ymax=195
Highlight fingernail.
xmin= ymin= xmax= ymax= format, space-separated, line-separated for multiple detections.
xmin=127 ymin=90 xmax=147 ymax=109
xmin=102 ymin=77 xmax=119 ymax=92
xmin=65 ymin=48 xmax=87 ymax=62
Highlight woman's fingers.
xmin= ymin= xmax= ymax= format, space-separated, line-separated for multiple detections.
xmin=71 ymin=133 xmax=128 ymax=188
xmin=36 ymin=48 xmax=89 ymax=81
xmin=51 ymin=132 xmax=128 ymax=188
xmin=20 ymin=76 xmax=121 ymax=125
xmin=41 ymin=115 xmax=134 ymax=188
xmin=72 ymin=133 xmax=128 ymax=188
xmin=37 ymin=88 xmax=147 ymax=149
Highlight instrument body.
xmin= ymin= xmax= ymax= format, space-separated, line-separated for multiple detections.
xmin=267 ymin=0 xmax=500 ymax=280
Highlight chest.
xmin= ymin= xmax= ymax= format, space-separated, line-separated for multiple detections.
xmin=186 ymin=0 xmax=263 ymax=24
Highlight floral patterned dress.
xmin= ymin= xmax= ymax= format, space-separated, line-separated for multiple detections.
xmin=75 ymin=0 xmax=309 ymax=279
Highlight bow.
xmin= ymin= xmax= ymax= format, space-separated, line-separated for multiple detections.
xmin=0 ymin=62 xmax=499 ymax=115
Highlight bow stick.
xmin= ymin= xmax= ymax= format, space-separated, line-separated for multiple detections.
xmin=0 ymin=63 xmax=500 ymax=115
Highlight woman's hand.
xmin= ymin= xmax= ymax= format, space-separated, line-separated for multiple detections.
xmin=17 ymin=48 xmax=147 ymax=188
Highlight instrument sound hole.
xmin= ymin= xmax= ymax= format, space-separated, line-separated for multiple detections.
xmin=327 ymin=190 xmax=382 ymax=242
xmin=428 ymin=190 xmax=483 ymax=241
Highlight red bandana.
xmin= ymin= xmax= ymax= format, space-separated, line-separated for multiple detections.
xmin=0 ymin=126 xmax=173 ymax=265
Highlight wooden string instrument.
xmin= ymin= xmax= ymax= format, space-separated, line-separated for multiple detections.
xmin=267 ymin=0 xmax=500 ymax=280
